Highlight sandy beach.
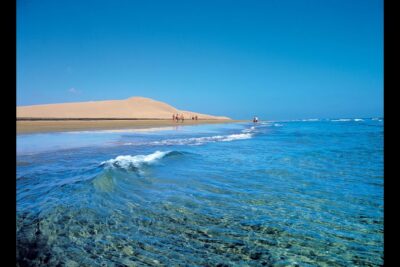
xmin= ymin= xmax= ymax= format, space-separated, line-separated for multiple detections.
xmin=17 ymin=96 xmax=240 ymax=133
xmin=17 ymin=97 xmax=230 ymax=120
xmin=17 ymin=119 xmax=243 ymax=134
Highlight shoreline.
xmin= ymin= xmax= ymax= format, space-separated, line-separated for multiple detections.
xmin=17 ymin=119 xmax=246 ymax=134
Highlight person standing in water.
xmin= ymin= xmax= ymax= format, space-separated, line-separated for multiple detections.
xmin=253 ymin=116 xmax=259 ymax=123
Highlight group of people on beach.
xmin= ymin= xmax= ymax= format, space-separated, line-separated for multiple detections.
xmin=172 ymin=114 xmax=198 ymax=122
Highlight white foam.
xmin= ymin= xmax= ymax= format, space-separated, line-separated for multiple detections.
xmin=171 ymin=133 xmax=251 ymax=144
xmin=331 ymin=119 xmax=352 ymax=122
xmin=101 ymin=150 xmax=170 ymax=170
xmin=241 ymin=126 xmax=256 ymax=133
xmin=301 ymin=119 xmax=319 ymax=122
xmin=273 ymin=123 xmax=283 ymax=127
xmin=123 ymin=132 xmax=254 ymax=147
xmin=221 ymin=133 xmax=253 ymax=141
xmin=353 ymin=119 xmax=364 ymax=122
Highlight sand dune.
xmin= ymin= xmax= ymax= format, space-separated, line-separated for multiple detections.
xmin=17 ymin=97 xmax=230 ymax=120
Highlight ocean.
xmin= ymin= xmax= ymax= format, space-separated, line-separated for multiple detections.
xmin=17 ymin=118 xmax=383 ymax=266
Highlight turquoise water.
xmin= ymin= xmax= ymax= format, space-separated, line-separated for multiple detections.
xmin=17 ymin=119 xmax=383 ymax=266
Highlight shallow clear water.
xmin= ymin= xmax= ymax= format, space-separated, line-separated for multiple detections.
xmin=17 ymin=119 xmax=383 ymax=266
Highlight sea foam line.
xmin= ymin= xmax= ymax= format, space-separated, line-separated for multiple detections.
xmin=331 ymin=118 xmax=365 ymax=122
xmin=331 ymin=119 xmax=352 ymax=122
xmin=121 ymin=129 xmax=254 ymax=146
xmin=301 ymin=118 xmax=320 ymax=122
xmin=149 ymin=133 xmax=253 ymax=146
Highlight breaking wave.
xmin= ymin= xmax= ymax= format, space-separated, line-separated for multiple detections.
xmin=93 ymin=151 xmax=187 ymax=191
xmin=100 ymin=150 xmax=174 ymax=170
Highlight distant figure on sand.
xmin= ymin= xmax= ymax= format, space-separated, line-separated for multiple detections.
xmin=175 ymin=113 xmax=179 ymax=122
xmin=180 ymin=114 xmax=184 ymax=123
xmin=172 ymin=114 xmax=175 ymax=121
xmin=253 ymin=116 xmax=258 ymax=123
xmin=195 ymin=115 xmax=198 ymax=120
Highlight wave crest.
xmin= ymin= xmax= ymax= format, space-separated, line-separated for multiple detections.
xmin=101 ymin=151 xmax=171 ymax=170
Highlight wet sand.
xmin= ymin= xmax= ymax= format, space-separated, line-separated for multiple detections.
xmin=17 ymin=119 xmax=245 ymax=134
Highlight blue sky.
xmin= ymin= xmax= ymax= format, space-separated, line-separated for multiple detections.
xmin=17 ymin=0 xmax=383 ymax=120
